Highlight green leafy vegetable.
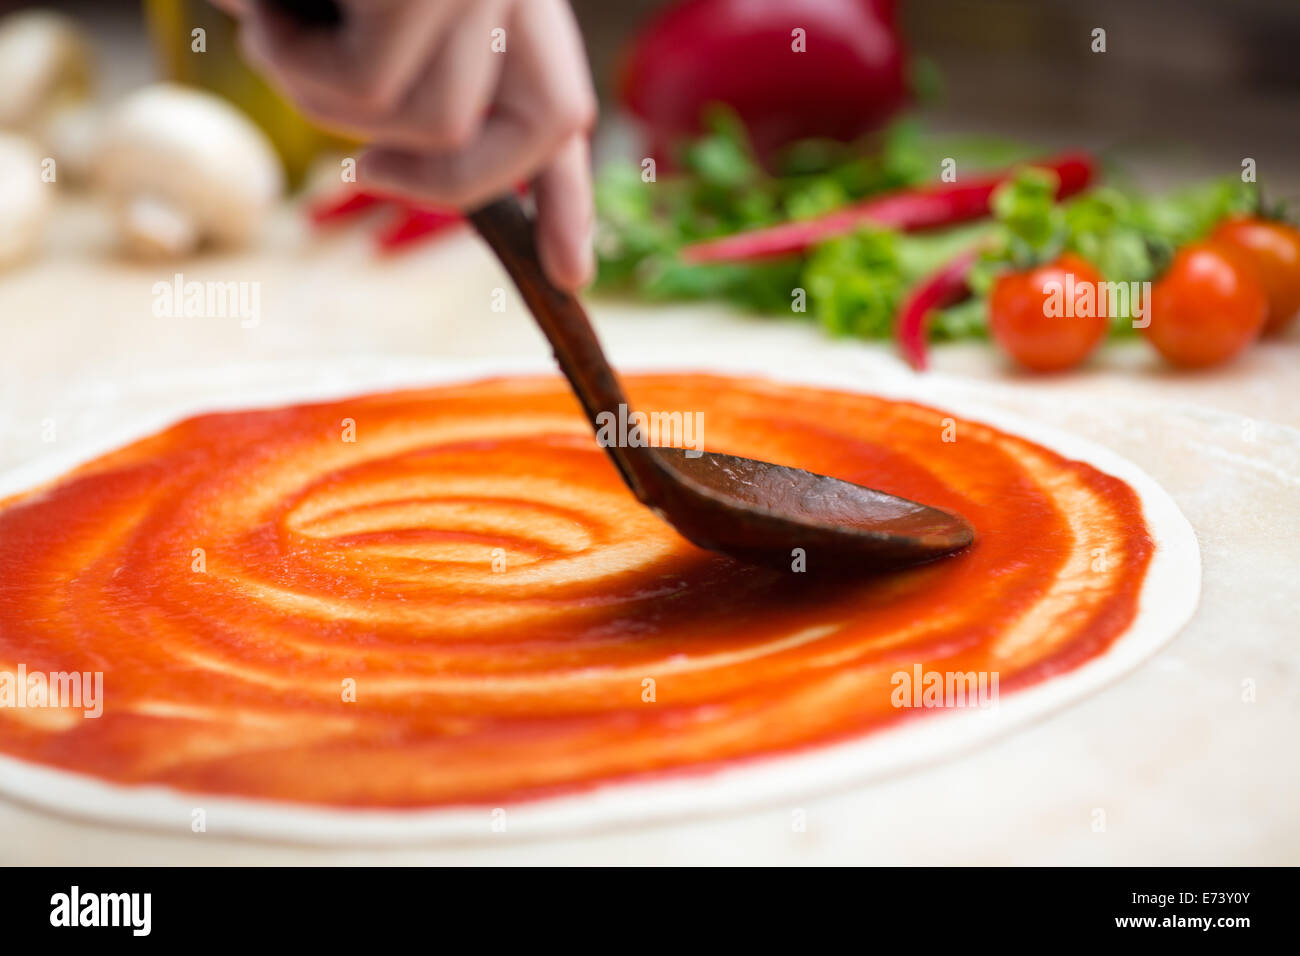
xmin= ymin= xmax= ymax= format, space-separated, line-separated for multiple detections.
xmin=805 ymin=223 xmax=991 ymax=338
xmin=805 ymin=230 xmax=903 ymax=337
xmin=594 ymin=108 xmax=1013 ymax=330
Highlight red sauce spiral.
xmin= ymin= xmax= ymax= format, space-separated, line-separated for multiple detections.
xmin=0 ymin=375 xmax=1152 ymax=807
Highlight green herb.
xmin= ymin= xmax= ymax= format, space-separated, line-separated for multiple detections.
xmin=805 ymin=223 xmax=991 ymax=338
xmin=594 ymin=109 xmax=1009 ymax=330
xmin=977 ymin=169 xmax=1257 ymax=283
xmin=805 ymin=230 xmax=903 ymax=337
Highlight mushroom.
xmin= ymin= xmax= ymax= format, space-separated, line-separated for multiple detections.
xmin=0 ymin=10 xmax=97 ymax=181
xmin=39 ymin=100 xmax=101 ymax=182
xmin=0 ymin=133 xmax=51 ymax=268
xmin=93 ymin=84 xmax=284 ymax=259
xmin=0 ymin=10 xmax=90 ymax=129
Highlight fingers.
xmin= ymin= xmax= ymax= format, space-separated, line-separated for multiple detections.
xmin=239 ymin=0 xmax=457 ymax=125
xmin=358 ymin=0 xmax=596 ymax=208
xmin=363 ymin=133 xmax=593 ymax=291
xmin=235 ymin=0 xmax=598 ymax=289
xmin=360 ymin=108 xmax=556 ymax=210
xmin=334 ymin=0 xmax=506 ymax=152
xmin=534 ymin=134 xmax=595 ymax=290
xmin=395 ymin=0 xmax=506 ymax=151
xmin=503 ymin=0 xmax=597 ymax=146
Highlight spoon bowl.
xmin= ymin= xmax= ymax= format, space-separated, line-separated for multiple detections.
xmin=645 ymin=448 xmax=973 ymax=569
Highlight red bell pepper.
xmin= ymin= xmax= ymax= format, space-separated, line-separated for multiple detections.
xmin=621 ymin=0 xmax=907 ymax=163
xmin=680 ymin=152 xmax=1096 ymax=264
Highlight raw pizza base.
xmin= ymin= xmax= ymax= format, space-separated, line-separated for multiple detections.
xmin=0 ymin=356 xmax=1201 ymax=844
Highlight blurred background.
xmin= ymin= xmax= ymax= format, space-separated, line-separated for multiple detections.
xmin=0 ymin=0 xmax=1296 ymax=402
xmin=4 ymin=0 xmax=1296 ymax=185
xmin=588 ymin=0 xmax=1300 ymax=190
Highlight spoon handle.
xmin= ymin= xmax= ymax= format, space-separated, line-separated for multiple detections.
xmin=264 ymin=0 xmax=344 ymax=26
xmin=468 ymin=195 xmax=651 ymax=499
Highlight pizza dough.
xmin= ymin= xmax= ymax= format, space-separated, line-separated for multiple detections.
xmin=0 ymin=360 xmax=1200 ymax=842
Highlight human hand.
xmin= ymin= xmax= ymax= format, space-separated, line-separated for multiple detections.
xmin=218 ymin=0 xmax=597 ymax=289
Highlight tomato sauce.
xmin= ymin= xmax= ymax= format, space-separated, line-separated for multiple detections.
xmin=0 ymin=375 xmax=1152 ymax=808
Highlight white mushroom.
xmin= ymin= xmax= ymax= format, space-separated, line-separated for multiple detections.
xmin=0 ymin=133 xmax=51 ymax=268
xmin=0 ymin=10 xmax=98 ymax=182
xmin=39 ymin=100 xmax=101 ymax=182
xmin=94 ymin=84 xmax=284 ymax=259
xmin=0 ymin=10 xmax=91 ymax=129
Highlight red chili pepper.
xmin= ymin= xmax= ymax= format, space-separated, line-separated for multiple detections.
xmin=895 ymin=248 xmax=980 ymax=372
xmin=368 ymin=185 xmax=533 ymax=253
xmin=308 ymin=189 xmax=383 ymax=225
xmin=680 ymin=152 xmax=1096 ymax=264
xmin=621 ymin=0 xmax=907 ymax=164
xmin=307 ymin=186 xmax=465 ymax=253
xmin=374 ymin=206 xmax=463 ymax=253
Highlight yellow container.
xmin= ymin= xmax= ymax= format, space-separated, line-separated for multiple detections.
xmin=143 ymin=0 xmax=350 ymax=187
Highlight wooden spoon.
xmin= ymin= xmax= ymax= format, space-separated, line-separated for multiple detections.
xmin=470 ymin=196 xmax=974 ymax=571
xmin=258 ymin=2 xmax=975 ymax=571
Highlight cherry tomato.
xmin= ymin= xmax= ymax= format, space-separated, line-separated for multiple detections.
xmin=1145 ymin=242 xmax=1267 ymax=368
xmin=1211 ymin=217 xmax=1300 ymax=334
xmin=989 ymin=253 xmax=1108 ymax=371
